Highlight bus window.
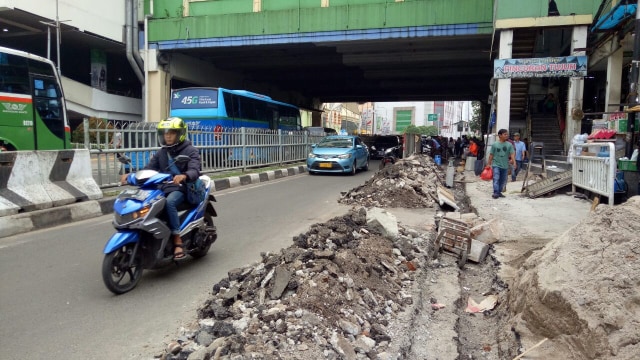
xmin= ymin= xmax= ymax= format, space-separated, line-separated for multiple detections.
xmin=223 ymin=92 xmax=237 ymax=119
xmin=0 ymin=57 xmax=29 ymax=95
xmin=33 ymin=77 xmax=61 ymax=121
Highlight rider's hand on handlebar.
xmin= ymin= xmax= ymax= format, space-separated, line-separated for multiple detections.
xmin=173 ymin=174 xmax=187 ymax=184
xmin=120 ymin=173 xmax=129 ymax=185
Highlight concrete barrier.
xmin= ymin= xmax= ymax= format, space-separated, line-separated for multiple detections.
xmin=0 ymin=151 xmax=51 ymax=216
xmin=0 ymin=149 xmax=102 ymax=216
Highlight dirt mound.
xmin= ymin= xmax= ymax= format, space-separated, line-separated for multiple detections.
xmin=508 ymin=196 xmax=640 ymax=359
xmin=339 ymin=155 xmax=448 ymax=208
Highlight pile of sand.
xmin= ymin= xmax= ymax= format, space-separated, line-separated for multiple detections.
xmin=508 ymin=196 xmax=640 ymax=359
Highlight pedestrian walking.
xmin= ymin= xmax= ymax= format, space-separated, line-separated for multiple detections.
xmin=486 ymin=129 xmax=515 ymax=199
xmin=511 ymin=133 xmax=528 ymax=182
xmin=454 ymin=137 xmax=462 ymax=158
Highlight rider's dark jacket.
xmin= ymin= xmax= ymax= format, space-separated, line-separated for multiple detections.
xmin=143 ymin=140 xmax=201 ymax=194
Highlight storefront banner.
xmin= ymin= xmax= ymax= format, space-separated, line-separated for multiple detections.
xmin=494 ymin=56 xmax=587 ymax=79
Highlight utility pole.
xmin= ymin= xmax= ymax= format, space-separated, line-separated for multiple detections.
xmin=56 ymin=0 xmax=61 ymax=72
xmin=626 ymin=0 xmax=640 ymax=157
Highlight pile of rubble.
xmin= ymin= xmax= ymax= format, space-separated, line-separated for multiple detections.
xmin=163 ymin=207 xmax=433 ymax=360
xmin=339 ymin=155 xmax=459 ymax=208
xmin=159 ymin=154 xmax=490 ymax=360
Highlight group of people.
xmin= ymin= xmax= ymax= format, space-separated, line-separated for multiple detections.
xmin=429 ymin=135 xmax=487 ymax=161
xmin=423 ymin=130 xmax=529 ymax=200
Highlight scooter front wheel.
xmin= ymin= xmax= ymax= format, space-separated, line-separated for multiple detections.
xmin=102 ymin=244 xmax=143 ymax=295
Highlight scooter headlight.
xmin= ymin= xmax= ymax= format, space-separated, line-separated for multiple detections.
xmin=116 ymin=205 xmax=150 ymax=225
xmin=131 ymin=206 xmax=150 ymax=220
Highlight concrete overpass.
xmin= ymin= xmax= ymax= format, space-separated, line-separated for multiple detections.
xmin=61 ymin=77 xmax=142 ymax=127
xmin=144 ymin=0 xmax=495 ymax=120
xmin=2 ymin=0 xmax=629 ymax=154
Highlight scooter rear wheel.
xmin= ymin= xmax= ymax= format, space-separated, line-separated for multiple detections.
xmin=189 ymin=212 xmax=216 ymax=258
xmin=102 ymin=245 xmax=143 ymax=295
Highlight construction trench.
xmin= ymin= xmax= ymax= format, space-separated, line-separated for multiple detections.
xmin=158 ymin=154 xmax=640 ymax=360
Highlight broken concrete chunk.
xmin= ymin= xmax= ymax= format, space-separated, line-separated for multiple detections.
xmin=366 ymin=207 xmax=399 ymax=240
xmin=269 ymin=266 xmax=292 ymax=300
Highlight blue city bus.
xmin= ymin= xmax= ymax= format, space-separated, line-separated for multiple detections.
xmin=169 ymin=87 xmax=301 ymax=130
xmin=170 ymin=87 xmax=302 ymax=166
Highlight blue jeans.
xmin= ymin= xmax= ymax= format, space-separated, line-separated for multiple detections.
xmin=512 ymin=160 xmax=523 ymax=181
xmin=165 ymin=190 xmax=185 ymax=234
xmin=492 ymin=166 xmax=508 ymax=196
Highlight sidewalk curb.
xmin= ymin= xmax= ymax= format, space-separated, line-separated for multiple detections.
xmin=0 ymin=165 xmax=307 ymax=239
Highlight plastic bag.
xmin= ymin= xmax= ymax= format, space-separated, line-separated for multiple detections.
xmin=480 ymin=166 xmax=493 ymax=181
xmin=186 ymin=178 xmax=206 ymax=205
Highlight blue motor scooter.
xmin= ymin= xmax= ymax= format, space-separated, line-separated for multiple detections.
xmin=101 ymin=155 xmax=218 ymax=294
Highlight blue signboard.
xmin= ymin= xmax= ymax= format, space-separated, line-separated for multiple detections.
xmin=171 ymin=89 xmax=218 ymax=109
xmin=494 ymin=56 xmax=587 ymax=79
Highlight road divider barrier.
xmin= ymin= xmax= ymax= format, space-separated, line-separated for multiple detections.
xmin=0 ymin=150 xmax=102 ymax=217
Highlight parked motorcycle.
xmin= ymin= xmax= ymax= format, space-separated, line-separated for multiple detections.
xmin=421 ymin=138 xmax=431 ymax=155
xmin=379 ymin=145 xmax=401 ymax=169
xmin=101 ymin=155 xmax=218 ymax=294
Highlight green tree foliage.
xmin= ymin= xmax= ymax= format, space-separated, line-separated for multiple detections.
xmin=469 ymin=101 xmax=482 ymax=133
xmin=71 ymin=117 xmax=113 ymax=145
xmin=404 ymin=125 xmax=438 ymax=136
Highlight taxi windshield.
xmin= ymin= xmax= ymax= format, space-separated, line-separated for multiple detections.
xmin=318 ymin=138 xmax=353 ymax=148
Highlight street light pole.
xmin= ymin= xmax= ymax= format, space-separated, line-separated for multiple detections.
xmin=56 ymin=0 xmax=61 ymax=72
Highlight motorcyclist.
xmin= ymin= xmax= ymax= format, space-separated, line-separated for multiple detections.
xmin=120 ymin=117 xmax=201 ymax=259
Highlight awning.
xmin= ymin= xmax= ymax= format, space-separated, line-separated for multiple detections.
xmin=592 ymin=2 xmax=637 ymax=32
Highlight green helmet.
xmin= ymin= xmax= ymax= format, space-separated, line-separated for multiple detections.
xmin=157 ymin=117 xmax=187 ymax=147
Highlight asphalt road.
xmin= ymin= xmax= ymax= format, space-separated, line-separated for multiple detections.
xmin=0 ymin=166 xmax=376 ymax=360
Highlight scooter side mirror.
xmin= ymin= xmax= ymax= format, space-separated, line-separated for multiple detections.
xmin=118 ymin=156 xmax=132 ymax=164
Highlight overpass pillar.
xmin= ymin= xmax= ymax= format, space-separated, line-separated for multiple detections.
xmin=146 ymin=48 xmax=170 ymax=122
xmin=496 ymin=30 xmax=513 ymax=133
xmin=565 ymin=25 xmax=588 ymax=151
xmin=605 ymin=47 xmax=623 ymax=116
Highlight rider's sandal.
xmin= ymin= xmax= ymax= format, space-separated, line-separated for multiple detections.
xmin=173 ymin=244 xmax=186 ymax=259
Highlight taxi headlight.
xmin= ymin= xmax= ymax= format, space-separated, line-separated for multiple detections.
xmin=337 ymin=153 xmax=352 ymax=159
xmin=308 ymin=153 xmax=318 ymax=158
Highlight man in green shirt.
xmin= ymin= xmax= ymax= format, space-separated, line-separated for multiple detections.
xmin=486 ymin=129 xmax=515 ymax=199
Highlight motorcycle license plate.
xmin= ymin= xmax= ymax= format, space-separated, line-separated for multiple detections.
xmin=319 ymin=162 xmax=332 ymax=168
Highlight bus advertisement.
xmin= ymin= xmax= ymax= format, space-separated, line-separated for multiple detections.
xmin=0 ymin=46 xmax=70 ymax=151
